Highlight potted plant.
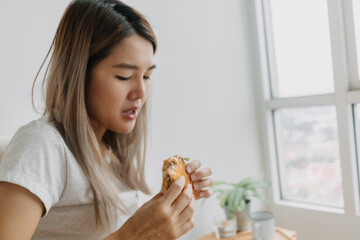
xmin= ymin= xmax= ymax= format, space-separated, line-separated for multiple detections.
xmin=210 ymin=177 xmax=270 ymax=232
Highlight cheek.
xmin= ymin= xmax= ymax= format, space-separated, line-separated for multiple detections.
xmin=87 ymin=78 xmax=123 ymax=114
xmin=144 ymin=81 xmax=151 ymax=100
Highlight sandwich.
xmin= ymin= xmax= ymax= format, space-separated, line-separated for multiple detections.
xmin=161 ymin=155 xmax=198 ymax=199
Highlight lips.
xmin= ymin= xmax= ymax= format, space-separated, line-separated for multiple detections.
xmin=122 ymin=107 xmax=138 ymax=120
xmin=123 ymin=107 xmax=138 ymax=113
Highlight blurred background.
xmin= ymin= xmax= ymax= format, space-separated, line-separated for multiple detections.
xmin=2 ymin=0 xmax=360 ymax=239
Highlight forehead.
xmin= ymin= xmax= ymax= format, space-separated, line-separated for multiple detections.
xmin=106 ymin=34 xmax=154 ymax=67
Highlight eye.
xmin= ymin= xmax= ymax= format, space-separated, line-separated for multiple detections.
xmin=143 ymin=75 xmax=151 ymax=80
xmin=116 ymin=75 xmax=131 ymax=81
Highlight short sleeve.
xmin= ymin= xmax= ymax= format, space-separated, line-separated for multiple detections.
xmin=0 ymin=120 xmax=67 ymax=217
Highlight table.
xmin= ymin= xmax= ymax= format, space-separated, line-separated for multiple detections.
xmin=197 ymin=227 xmax=297 ymax=240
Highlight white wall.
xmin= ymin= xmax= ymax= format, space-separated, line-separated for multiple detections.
xmin=0 ymin=0 xmax=71 ymax=139
xmin=0 ymin=1 xmax=264 ymax=239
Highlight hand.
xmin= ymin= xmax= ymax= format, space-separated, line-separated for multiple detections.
xmin=186 ymin=159 xmax=213 ymax=199
xmin=115 ymin=176 xmax=195 ymax=240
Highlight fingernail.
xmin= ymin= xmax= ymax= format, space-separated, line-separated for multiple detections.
xmin=191 ymin=175 xmax=197 ymax=181
xmin=186 ymin=166 xmax=191 ymax=173
xmin=199 ymin=192 xmax=204 ymax=198
xmin=194 ymin=183 xmax=200 ymax=190
xmin=178 ymin=176 xmax=185 ymax=186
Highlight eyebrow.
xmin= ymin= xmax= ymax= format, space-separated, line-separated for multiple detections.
xmin=113 ymin=63 xmax=157 ymax=70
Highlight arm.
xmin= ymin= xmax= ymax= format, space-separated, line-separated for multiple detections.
xmin=103 ymin=221 xmax=135 ymax=240
xmin=106 ymin=160 xmax=213 ymax=240
xmin=0 ymin=181 xmax=44 ymax=240
xmin=104 ymin=176 xmax=195 ymax=240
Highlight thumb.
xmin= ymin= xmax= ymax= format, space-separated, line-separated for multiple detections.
xmin=163 ymin=176 xmax=186 ymax=204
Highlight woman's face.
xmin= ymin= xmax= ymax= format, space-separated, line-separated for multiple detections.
xmin=86 ymin=34 xmax=155 ymax=137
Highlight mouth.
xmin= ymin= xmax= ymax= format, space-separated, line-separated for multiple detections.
xmin=122 ymin=107 xmax=138 ymax=120
xmin=123 ymin=106 xmax=138 ymax=113
xmin=123 ymin=109 xmax=136 ymax=114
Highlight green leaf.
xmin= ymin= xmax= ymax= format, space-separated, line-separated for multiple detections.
xmin=211 ymin=180 xmax=229 ymax=188
xmin=212 ymin=189 xmax=226 ymax=197
xmin=218 ymin=189 xmax=231 ymax=207
xmin=251 ymin=180 xmax=271 ymax=188
xmin=228 ymin=190 xmax=237 ymax=213
xmin=234 ymin=177 xmax=253 ymax=188
xmin=233 ymin=188 xmax=244 ymax=210
xmin=201 ymin=177 xmax=270 ymax=211
xmin=183 ymin=157 xmax=190 ymax=162
xmin=244 ymin=189 xmax=253 ymax=198
xmin=251 ymin=188 xmax=268 ymax=205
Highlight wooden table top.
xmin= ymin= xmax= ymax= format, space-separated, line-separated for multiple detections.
xmin=197 ymin=227 xmax=297 ymax=240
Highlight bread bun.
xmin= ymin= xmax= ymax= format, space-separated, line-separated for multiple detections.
xmin=161 ymin=155 xmax=197 ymax=199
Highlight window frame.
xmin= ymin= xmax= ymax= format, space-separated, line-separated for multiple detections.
xmin=343 ymin=0 xmax=360 ymax=89
xmin=254 ymin=0 xmax=360 ymax=215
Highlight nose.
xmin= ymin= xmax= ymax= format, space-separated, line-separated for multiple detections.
xmin=128 ymin=76 xmax=146 ymax=101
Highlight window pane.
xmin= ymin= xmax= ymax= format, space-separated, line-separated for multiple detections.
xmin=353 ymin=0 xmax=360 ymax=78
xmin=274 ymin=106 xmax=344 ymax=207
xmin=269 ymin=0 xmax=334 ymax=98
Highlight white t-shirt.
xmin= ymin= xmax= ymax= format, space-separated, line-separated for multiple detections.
xmin=0 ymin=117 xmax=139 ymax=240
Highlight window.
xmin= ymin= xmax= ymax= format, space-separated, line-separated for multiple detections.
xmin=274 ymin=106 xmax=343 ymax=208
xmin=255 ymin=0 xmax=360 ymax=238
xmin=269 ymin=0 xmax=334 ymax=98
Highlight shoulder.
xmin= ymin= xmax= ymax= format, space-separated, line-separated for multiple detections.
xmin=4 ymin=116 xmax=67 ymax=157
xmin=1 ymin=116 xmax=67 ymax=170
xmin=12 ymin=116 xmax=64 ymax=146
xmin=0 ymin=117 xmax=68 ymax=215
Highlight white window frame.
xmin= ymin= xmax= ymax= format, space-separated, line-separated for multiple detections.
xmin=343 ymin=0 xmax=360 ymax=89
xmin=254 ymin=0 xmax=360 ymax=237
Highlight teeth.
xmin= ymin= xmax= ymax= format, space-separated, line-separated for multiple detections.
xmin=124 ymin=110 xmax=133 ymax=114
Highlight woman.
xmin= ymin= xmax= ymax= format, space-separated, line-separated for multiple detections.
xmin=0 ymin=0 xmax=213 ymax=239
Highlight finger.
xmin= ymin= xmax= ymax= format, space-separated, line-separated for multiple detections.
xmin=163 ymin=176 xmax=186 ymax=204
xmin=190 ymin=167 xmax=212 ymax=181
xmin=152 ymin=192 xmax=164 ymax=200
xmin=195 ymin=189 xmax=213 ymax=199
xmin=139 ymin=192 xmax=163 ymax=209
xmin=176 ymin=215 xmax=195 ymax=238
xmin=178 ymin=198 xmax=196 ymax=225
xmin=186 ymin=159 xmax=201 ymax=174
xmin=193 ymin=178 xmax=213 ymax=191
xmin=171 ymin=184 xmax=193 ymax=214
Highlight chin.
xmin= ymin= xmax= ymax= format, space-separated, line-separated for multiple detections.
xmin=121 ymin=128 xmax=135 ymax=134
xmin=112 ymin=123 xmax=136 ymax=134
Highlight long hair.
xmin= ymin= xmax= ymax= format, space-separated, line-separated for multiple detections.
xmin=32 ymin=0 xmax=157 ymax=230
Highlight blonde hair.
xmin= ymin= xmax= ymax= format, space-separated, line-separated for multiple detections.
xmin=32 ymin=0 xmax=157 ymax=230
